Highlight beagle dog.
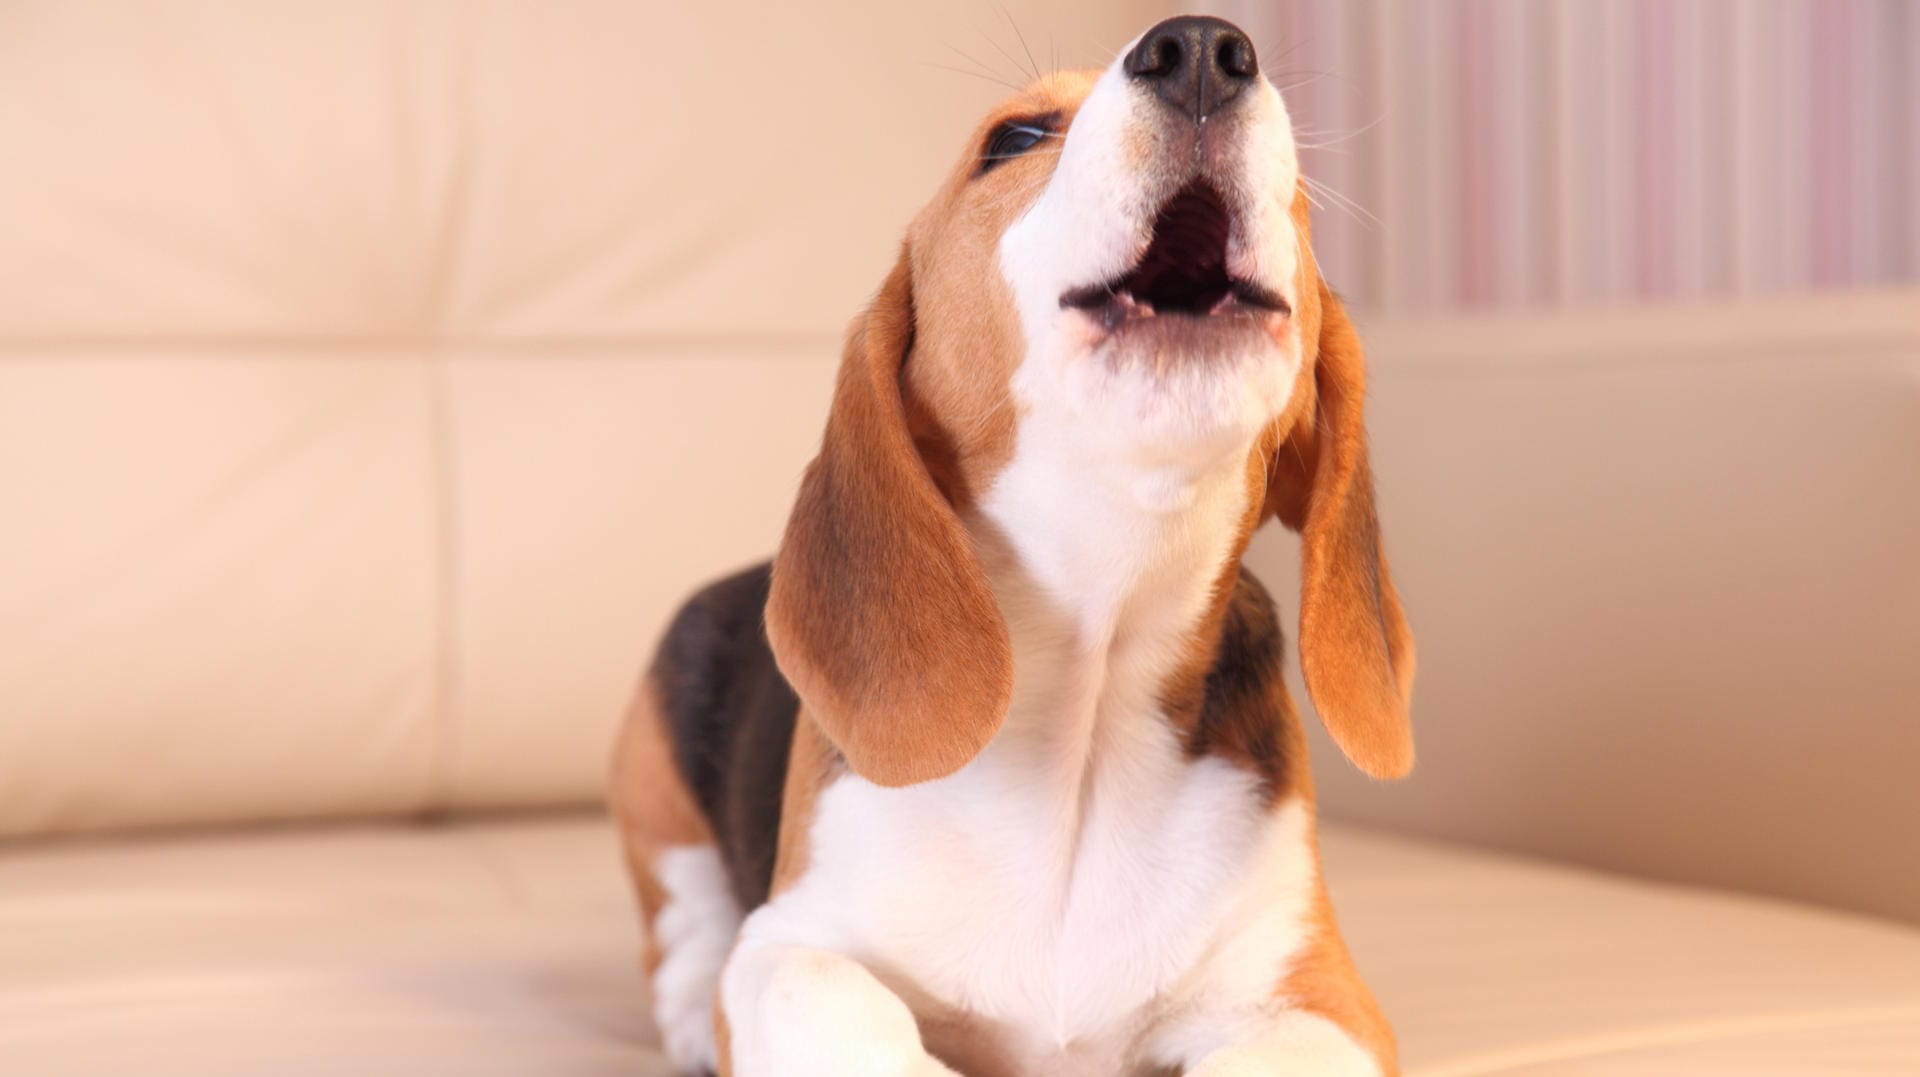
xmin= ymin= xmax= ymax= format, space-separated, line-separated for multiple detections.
xmin=612 ymin=15 xmax=1415 ymax=1077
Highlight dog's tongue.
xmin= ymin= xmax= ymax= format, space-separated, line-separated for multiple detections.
xmin=1121 ymin=183 xmax=1232 ymax=314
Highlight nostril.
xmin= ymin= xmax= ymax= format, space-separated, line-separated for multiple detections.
xmin=1216 ymin=35 xmax=1257 ymax=80
xmin=1150 ymin=37 xmax=1181 ymax=77
xmin=1126 ymin=30 xmax=1183 ymax=81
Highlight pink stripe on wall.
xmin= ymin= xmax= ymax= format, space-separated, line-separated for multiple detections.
xmin=1454 ymin=0 xmax=1496 ymax=308
xmin=1809 ymin=1 xmax=1854 ymax=287
xmin=1632 ymin=0 xmax=1676 ymax=300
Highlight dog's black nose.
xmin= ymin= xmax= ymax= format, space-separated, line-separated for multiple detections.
xmin=1124 ymin=16 xmax=1258 ymax=121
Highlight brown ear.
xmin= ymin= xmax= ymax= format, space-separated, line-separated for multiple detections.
xmin=1267 ymin=283 xmax=1416 ymax=779
xmin=764 ymin=249 xmax=1013 ymax=787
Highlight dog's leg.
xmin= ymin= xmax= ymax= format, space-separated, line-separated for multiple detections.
xmin=718 ymin=938 xmax=957 ymax=1077
xmin=1161 ymin=881 xmax=1396 ymax=1077
xmin=648 ymin=846 xmax=743 ymax=1073
xmin=612 ymin=678 xmax=740 ymax=1075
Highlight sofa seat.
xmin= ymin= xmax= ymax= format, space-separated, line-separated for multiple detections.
xmin=2 ymin=817 xmax=1916 ymax=1076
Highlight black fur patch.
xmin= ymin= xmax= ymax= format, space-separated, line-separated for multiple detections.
xmin=649 ymin=562 xmax=800 ymax=910
xmin=1185 ymin=568 xmax=1293 ymax=797
xmin=650 ymin=563 xmax=1293 ymax=908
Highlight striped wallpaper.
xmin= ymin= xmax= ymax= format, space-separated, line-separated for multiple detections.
xmin=1217 ymin=0 xmax=1920 ymax=314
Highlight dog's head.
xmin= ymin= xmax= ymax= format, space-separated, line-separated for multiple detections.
xmin=767 ymin=17 xmax=1414 ymax=787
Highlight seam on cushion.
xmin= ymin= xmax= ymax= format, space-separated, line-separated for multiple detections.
xmin=0 ymin=333 xmax=841 ymax=357
xmin=419 ymin=350 xmax=460 ymax=814
xmin=414 ymin=9 xmax=476 ymax=814
xmin=1410 ymin=1001 xmax=1920 ymax=1076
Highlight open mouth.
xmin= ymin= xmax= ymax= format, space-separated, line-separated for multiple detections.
xmin=1060 ymin=182 xmax=1290 ymax=332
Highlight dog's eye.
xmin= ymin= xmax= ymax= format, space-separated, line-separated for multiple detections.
xmin=980 ymin=121 xmax=1050 ymax=172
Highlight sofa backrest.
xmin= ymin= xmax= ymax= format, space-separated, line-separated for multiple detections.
xmin=0 ymin=0 xmax=1161 ymax=837
xmin=4 ymin=3 xmax=1915 ymax=930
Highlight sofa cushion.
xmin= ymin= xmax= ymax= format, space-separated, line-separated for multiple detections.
xmin=2 ymin=816 xmax=1916 ymax=1075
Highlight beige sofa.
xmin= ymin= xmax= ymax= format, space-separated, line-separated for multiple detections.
xmin=3 ymin=4 xmax=1917 ymax=1074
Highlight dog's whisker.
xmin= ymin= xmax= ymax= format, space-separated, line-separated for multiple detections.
xmin=942 ymin=38 xmax=1030 ymax=89
xmin=1301 ymin=174 xmax=1379 ymax=229
xmin=1301 ymin=177 xmax=1357 ymax=223
xmin=981 ymin=34 xmax=1032 ymax=86
xmin=1292 ymin=115 xmax=1386 ymax=150
xmin=1263 ymin=38 xmax=1310 ymax=68
xmin=999 ymin=5 xmax=1042 ymax=83
xmin=1274 ymin=74 xmax=1329 ymax=95
xmin=925 ymin=57 xmax=1024 ymax=94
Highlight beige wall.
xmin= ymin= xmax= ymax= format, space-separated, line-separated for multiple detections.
xmin=1248 ymin=292 xmax=1920 ymax=925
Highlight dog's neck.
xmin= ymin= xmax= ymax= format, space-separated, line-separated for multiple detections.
xmin=969 ymin=423 xmax=1254 ymax=771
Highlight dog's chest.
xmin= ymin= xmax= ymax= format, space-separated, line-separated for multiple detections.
xmin=756 ymin=448 xmax=1311 ymax=1070
xmin=774 ymin=716 xmax=1278 ymax=1071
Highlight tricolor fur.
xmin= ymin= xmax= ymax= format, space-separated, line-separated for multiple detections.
xmin=612 ymin=17 xmax=1415 ymax=1076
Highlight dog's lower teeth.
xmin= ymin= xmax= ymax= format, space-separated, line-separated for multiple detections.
xmin=1097 ymin=291 xmax=1156 ymax=331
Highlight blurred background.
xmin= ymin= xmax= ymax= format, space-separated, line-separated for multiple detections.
xmin=1230 ymin=0 xmax=1920 ymax=313
xmin=0 ymin=2 xmax=1915 ymax=1074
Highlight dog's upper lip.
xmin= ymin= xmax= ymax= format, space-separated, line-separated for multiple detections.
xmin=1059 ymin=182 xmax=1290 ymax=325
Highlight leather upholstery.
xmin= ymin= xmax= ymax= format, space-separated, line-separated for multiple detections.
xmin=0 ymin=0 xmax=1160 ymax=834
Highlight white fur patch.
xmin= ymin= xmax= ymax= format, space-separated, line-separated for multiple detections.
xmin=650 ymin=846 xmax=742 ymax=1073
xmin=998 ymin=56 xmax=1304 ymax=465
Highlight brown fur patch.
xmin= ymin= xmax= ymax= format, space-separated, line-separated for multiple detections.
xmin=898 ymin=74 xmax=1101 ymax=497
xmin=1158 ymin=429 xmax=1270 ymax=767
xmin=713 ymin=985 xmax=732 ymax=1077
xmin=609 ymin=675 xmax=716 ymax=975
xmin=764 ymin=252 xmax=1014 ymax=788
xmin=1277 ymin=879 xmax=1400 ymax=1075
xmin=1244 ymin=188 xmax=1418 ymax=780
xmin=762 ymin=75 xmax=1119 ymax=791
xmin=769 ymin=714 xmax=842 ymax=897
xmin=1266 ymin=279 xmax=1416 ymax=779
xmin=1163 ymin=562 xmax=1304 ymax=803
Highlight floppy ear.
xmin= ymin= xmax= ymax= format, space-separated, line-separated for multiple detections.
xmin=764 ymin=248 xmax=1013 ymax=787
xmin=1266 ymin=282 xmax=1416 ymax=779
